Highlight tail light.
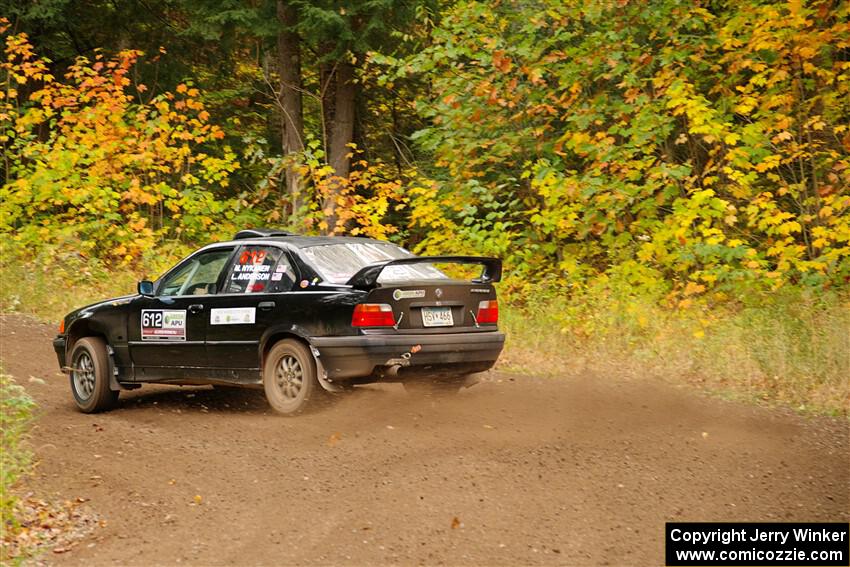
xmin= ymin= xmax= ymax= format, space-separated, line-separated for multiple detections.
xmin=58 ymin=319 xmax=65 ymax=334
xmin=476 ymin=299 xmax=499 ymax=324
xmin=352 ymin=303 xmax=396 ymax=327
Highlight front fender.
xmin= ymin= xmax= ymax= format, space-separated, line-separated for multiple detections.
xmin=65 ymin=312 xmax=107 ymax=355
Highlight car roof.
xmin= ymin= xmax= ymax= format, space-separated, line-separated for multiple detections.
xmin=216 ymin=235 xmax=395 ymax=249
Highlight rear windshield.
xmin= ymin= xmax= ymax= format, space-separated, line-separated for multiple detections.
xmin=300 ymin=242 xmax=448 ymax=284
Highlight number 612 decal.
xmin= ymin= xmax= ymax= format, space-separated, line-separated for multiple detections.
xmin=141 ymin=309 xmax=187 ymax=341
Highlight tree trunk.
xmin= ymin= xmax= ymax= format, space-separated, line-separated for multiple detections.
xmin=323 ymin=60 xmax=357 ymax=233
xmin=319 ymin=60 xmax=335 ymax=157
xmin=276 ymin=0 xmax=304 ymax=216
xmin=329 ymin=60 xmax=356 ymax=178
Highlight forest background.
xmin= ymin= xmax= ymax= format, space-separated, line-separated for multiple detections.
xmin=1 ymin=0 xmax=848 ymax=415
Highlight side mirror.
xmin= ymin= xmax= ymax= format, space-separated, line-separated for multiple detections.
xmin=137 ymin=280 xmax=155 ymax=296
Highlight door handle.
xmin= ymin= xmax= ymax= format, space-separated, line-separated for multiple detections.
xmin=188 ymin=304 xmax=204 ymax=314
xmin=258 ymin=301 xmax=276 ymax=311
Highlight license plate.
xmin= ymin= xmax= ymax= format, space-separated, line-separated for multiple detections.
xmin=421 ymin=306 xmax=454 ymax=327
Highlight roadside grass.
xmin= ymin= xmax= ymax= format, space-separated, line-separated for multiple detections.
xmin=2 ymin=250 xmax=847 ymax=416
xmin=0 ymin=247 xmax=155 ymax=322
xmin=0 ymin=371 xmax=99 ymax=562
xmin=0 ymin=373 xmax=37 ymax=544
xmin=500 ymin=289 xmax=850 ymax=417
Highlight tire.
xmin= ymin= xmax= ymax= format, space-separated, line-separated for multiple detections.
xmin=69 ymin=337 xmax=119 ymax=413
xmin=262 ymin=339 xmax=322 ymax=415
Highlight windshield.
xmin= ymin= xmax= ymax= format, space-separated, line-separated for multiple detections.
xmin=300 ymin=242 xmax=448 ymax=284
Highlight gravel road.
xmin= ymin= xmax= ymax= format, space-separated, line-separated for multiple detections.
xmin=1 ymin=313 xmax=847 ymax=566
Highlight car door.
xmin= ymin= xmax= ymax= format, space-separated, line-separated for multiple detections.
xmin=128 ymin=247 xmax=235 ymax=381
xmin=204 ymin=244 xmax=299 ymax=375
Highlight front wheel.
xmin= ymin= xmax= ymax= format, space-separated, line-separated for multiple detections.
xmin=262 ymin=339 xmax=322 ymax=415
xmin=69 ymin=337 xmax=119 ymax=413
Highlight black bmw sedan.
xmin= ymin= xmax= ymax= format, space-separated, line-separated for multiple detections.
xmin=53 ymin=229 xmax=505 ymax=415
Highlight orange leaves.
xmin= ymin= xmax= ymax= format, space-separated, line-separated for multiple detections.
xmin=683 ymin=281 xmax=706 ymax=296
xmin=492 ymin=50 xmax=513 ymax=73
xmin=1 ymin=29 xmax=241 ymax=264
xmin=127 ymin=217 xmax=148 ymax=232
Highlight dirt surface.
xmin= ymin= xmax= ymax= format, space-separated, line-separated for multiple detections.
xmin=1 ymin=313 xmax=848 ymax=566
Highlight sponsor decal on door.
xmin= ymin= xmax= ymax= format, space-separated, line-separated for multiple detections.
xmin=210 ymin=307 xmax=256 ymax=325
xmin=141 ymin=310 xmax=187 ymax=341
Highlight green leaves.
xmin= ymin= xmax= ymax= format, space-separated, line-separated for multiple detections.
xmin=389 ymin=0 xmax=850 ymax=295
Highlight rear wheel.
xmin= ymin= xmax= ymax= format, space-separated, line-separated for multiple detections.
xmin=69 ymin=337 xmax=119 ymax=413
xmin=263 ymin=339 xmax=322 ymax=415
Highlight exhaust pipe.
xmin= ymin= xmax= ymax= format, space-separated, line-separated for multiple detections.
xmin=383 ymin=345 xmax=421 ymax=379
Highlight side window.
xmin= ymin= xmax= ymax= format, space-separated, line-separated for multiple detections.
xmin=224 ymin=246 xmax=295 ymax=294
xmin=158 ymin=249 xmax=233 ymax=297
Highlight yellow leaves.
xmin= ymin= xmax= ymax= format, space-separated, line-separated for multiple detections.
xmin=788 ymin=0 xmax=802 ymax=17
xmin=755 ymin=155 xmax=781 ymax=172
xmin=176 ymin=83 xmax=188 ymax=94
xmin=771 ymin=130 xmax=793 ymax=144
xmin=808 ymin=119 xmax=825 ymax=131
xmin=569 ymin=81 xmax=581 ymax=96
xmin=796 ymin=46 xmax=816 ymax=60
xmin=776 ymin=221 xmax=801 ymax=236
xmin=812 ymin=237 xmax=829 ymax=249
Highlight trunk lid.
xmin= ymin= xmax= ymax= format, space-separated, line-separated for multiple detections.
xmin=363 ymin=281 xmax=497 ymax=333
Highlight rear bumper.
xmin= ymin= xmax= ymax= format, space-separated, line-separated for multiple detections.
xmin=311 ymin=331 xmax=505 ymax=380
xmin=53 ymin=336 xmax=67 ymax=369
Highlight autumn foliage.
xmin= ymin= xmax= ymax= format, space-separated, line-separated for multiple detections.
xmin=384 ymin=0 xmax=850 ymax=297
xmin=1 ymin=23 xmax=245 ymax=263
xmin=2 ymin=3 xmax=850 ymax=300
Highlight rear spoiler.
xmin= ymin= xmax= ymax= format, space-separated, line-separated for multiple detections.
xmin=346 ymin=256 xmax=502 ymax=289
